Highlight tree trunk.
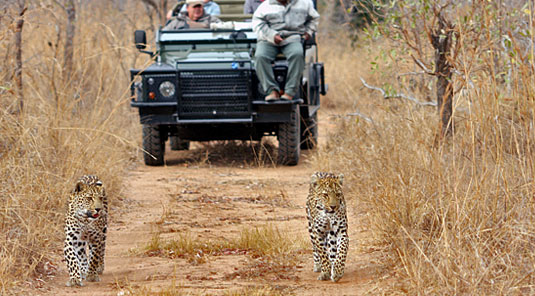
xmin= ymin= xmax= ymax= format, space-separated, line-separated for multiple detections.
xmin=160 ymin=0 xmax=168 ymax=25
xmin=432 ymin=14 xmax=454 ymax=137
xmin=14 ymin=0 xmax=26 ymax=114
xmin=115 ymin=0 xmax=126 ymax=11
xmin=64 ymin=0 xmax=76 ymax=79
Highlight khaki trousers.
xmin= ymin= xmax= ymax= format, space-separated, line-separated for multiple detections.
xmin=254 ymin=41 xmax=304 ymax=97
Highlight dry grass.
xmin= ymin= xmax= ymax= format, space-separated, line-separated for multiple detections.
xmin=223 ymin=286 xmax=289 ymax=296
xmin=0 ymin=1 xmax=151 ymax=293
xmin=235 ymin=224 xmax=307 ymax=257
xmin=141 ymin=231 xmax=232 ymax=264
xmin=114 ymin=278 xmax=194 ymax=296
xmin=314 ymin=29 xmax=535 ymax=294
xmin=141 ymin=224 xmax=306 ymax=261
xmin=116 ymin=280 xmax=286 ymax=296
xmin=139 ymin=225 xmax=306 ymax=283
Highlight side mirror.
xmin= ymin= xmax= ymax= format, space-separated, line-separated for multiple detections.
xmin=134 ymin=30 xmax=147 ymax=50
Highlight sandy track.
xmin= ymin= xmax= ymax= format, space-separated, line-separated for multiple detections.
xmin=36 ymin=114 xmax=374 ymax=296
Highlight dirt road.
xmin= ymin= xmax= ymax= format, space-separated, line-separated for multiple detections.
xmin=37 ymin=114 xmax=375 ymax=296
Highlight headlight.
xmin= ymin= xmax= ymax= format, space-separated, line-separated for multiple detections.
xmin=159 ymin=81 xmax=175 ymax=97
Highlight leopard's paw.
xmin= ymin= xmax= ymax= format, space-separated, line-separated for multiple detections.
xmin=86 ymin=274 xmax=101 ymax=282
xmin=65 ymin=278 xmax=84 ymax=287
xmin=331 ymin=272 xmax=343 ymax=282
xmin=317 ymin=271 xmax=330 ymax=281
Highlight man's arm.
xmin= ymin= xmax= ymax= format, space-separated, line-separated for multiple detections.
xmin=252 ymin=5 xmax=279 ymax=43
xmin=163 ymin=17 xmax=186 ymax=30
xmin=209 ymin=15 xmax=222 ymax=24
xmin=304 ymin=1 xmax=320 ymax=38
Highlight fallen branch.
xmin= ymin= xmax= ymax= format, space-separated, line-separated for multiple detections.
xmin=360 ymin=77 xmax=437 ymax=107
xmin=346 ymin=112 xmax=373 ymax=123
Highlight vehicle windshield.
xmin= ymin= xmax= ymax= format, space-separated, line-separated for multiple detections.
xmin=159 ymin=28 xmax=256 ymax=42
xmin=157 ymin=28 xmax=257 ymax=69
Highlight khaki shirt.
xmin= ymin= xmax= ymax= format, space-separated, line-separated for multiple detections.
xmin=164 ymin=12 xmax=221 ymax=30
xmin=252 ymin=0 xmax=319 ymax=45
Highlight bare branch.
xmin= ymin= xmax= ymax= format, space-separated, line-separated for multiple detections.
xmin=398 ymin=71 xmax=427 ymax=77
xmin=360 ymin=77 xmax=437 ymax=107
xmin=411 ymin=56 xmax=435 ymax=75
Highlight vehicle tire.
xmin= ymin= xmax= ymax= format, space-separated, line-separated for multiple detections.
xmin=300 ymin=112 xmax=318 ymax=150
xmin=142 ymin=124 xmax=165 ymax=166
xmin=169 ymin=136 xmax=190 ymax=151
xmin=277 ymin=105 xmax=301 ymax=166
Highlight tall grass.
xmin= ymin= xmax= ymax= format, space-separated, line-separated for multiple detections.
xmin=0 ymin=1 xmax=151 ymax=293
xmin=315 ymin=28 xmax=535 ymax=294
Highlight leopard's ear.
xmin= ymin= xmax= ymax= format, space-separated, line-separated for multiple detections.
xmin=310 ymin=172 xmax=319 ymax=184
xmin=73 ymin=181 xmax=84 ymax=193
xmin=337 ymin=174 xmax=344 ymax=185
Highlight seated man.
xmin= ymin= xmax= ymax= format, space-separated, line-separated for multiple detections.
xmin=164 ymin=0 xmax=221 ymax=30
xmin=179 ymin=0 xmax=221 ymax=16
xmin=166 ymin=0 xmax=221 ymax=20
xmin=252 ymin=0 xmax=319 ymax=101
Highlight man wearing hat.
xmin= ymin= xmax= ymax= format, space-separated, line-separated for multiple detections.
xmin=164 ymin=0 xmax=221 ymax=30
xmin=252 ymin=0 xmax=319 ymax=101
xmin=178 ymin=0 xmax=221 ymax=16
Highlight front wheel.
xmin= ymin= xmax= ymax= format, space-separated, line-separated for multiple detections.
xmin=277 ymin=105 xmax=301 ymax=166
xmin=142 ymin=124 xmax=165 ymax=166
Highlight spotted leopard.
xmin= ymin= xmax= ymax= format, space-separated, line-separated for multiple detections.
xmin=306 ymin=172 xmax=348 ymax=282
xmin=64 ymin=175 xmax=108 ymax=287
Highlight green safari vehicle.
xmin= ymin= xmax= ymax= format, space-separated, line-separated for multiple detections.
xmin=130 ymin=0 xmax=326 ymax=166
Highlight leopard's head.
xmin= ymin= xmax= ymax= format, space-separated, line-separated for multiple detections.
xmin=310 ymin=172 xmax=344 ymax=214
xmin=70 ymin=175 xmax=105 ymax=220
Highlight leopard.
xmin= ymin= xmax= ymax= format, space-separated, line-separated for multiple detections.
xmin=306 ymin=172 xmax=348 ymax=282
xmin=64 ymin=175 xmax=108 ymax=287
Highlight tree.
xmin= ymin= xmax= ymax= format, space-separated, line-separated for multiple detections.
xmin=365 ymin=0 xmax=521 ymax=138
xmin=63 ymin=0 xmax=75 ymax=79
xmin=14 ymin=0 xmax=26 ymax=114
xmin=140 ymin=0 xmax=171 ymax=28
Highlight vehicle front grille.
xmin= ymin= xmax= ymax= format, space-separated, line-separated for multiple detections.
xmin=178 ymin=70 xmax=251 ymax=119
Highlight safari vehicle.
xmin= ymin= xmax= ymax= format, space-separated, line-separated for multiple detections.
xmin=130 ymin=0 xmax=326 ymax=166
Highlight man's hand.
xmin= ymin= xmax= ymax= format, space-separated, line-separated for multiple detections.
xmin=274 ymin=34 xmax=284 ymax=45
xmin=303 ymin=32 xmax=311 ymax=41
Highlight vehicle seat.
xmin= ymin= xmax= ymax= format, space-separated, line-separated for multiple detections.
xmin=218 ymin=0 xmax=252 ymax=22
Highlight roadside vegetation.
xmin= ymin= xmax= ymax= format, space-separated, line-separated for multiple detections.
xmin=314 ymin=1 xmax=535 ymax=294
xmin=0 ymin=1 xmax=145 ymax=293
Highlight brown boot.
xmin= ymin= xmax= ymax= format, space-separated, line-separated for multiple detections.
xmin=265 ymin=90 xmax=280 ymax=102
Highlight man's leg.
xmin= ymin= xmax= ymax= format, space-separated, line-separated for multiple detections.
xmin=255 ymin=41 xmax=280 ymax=97
xmin=281 ymin=42 xmax=304 ymax=98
